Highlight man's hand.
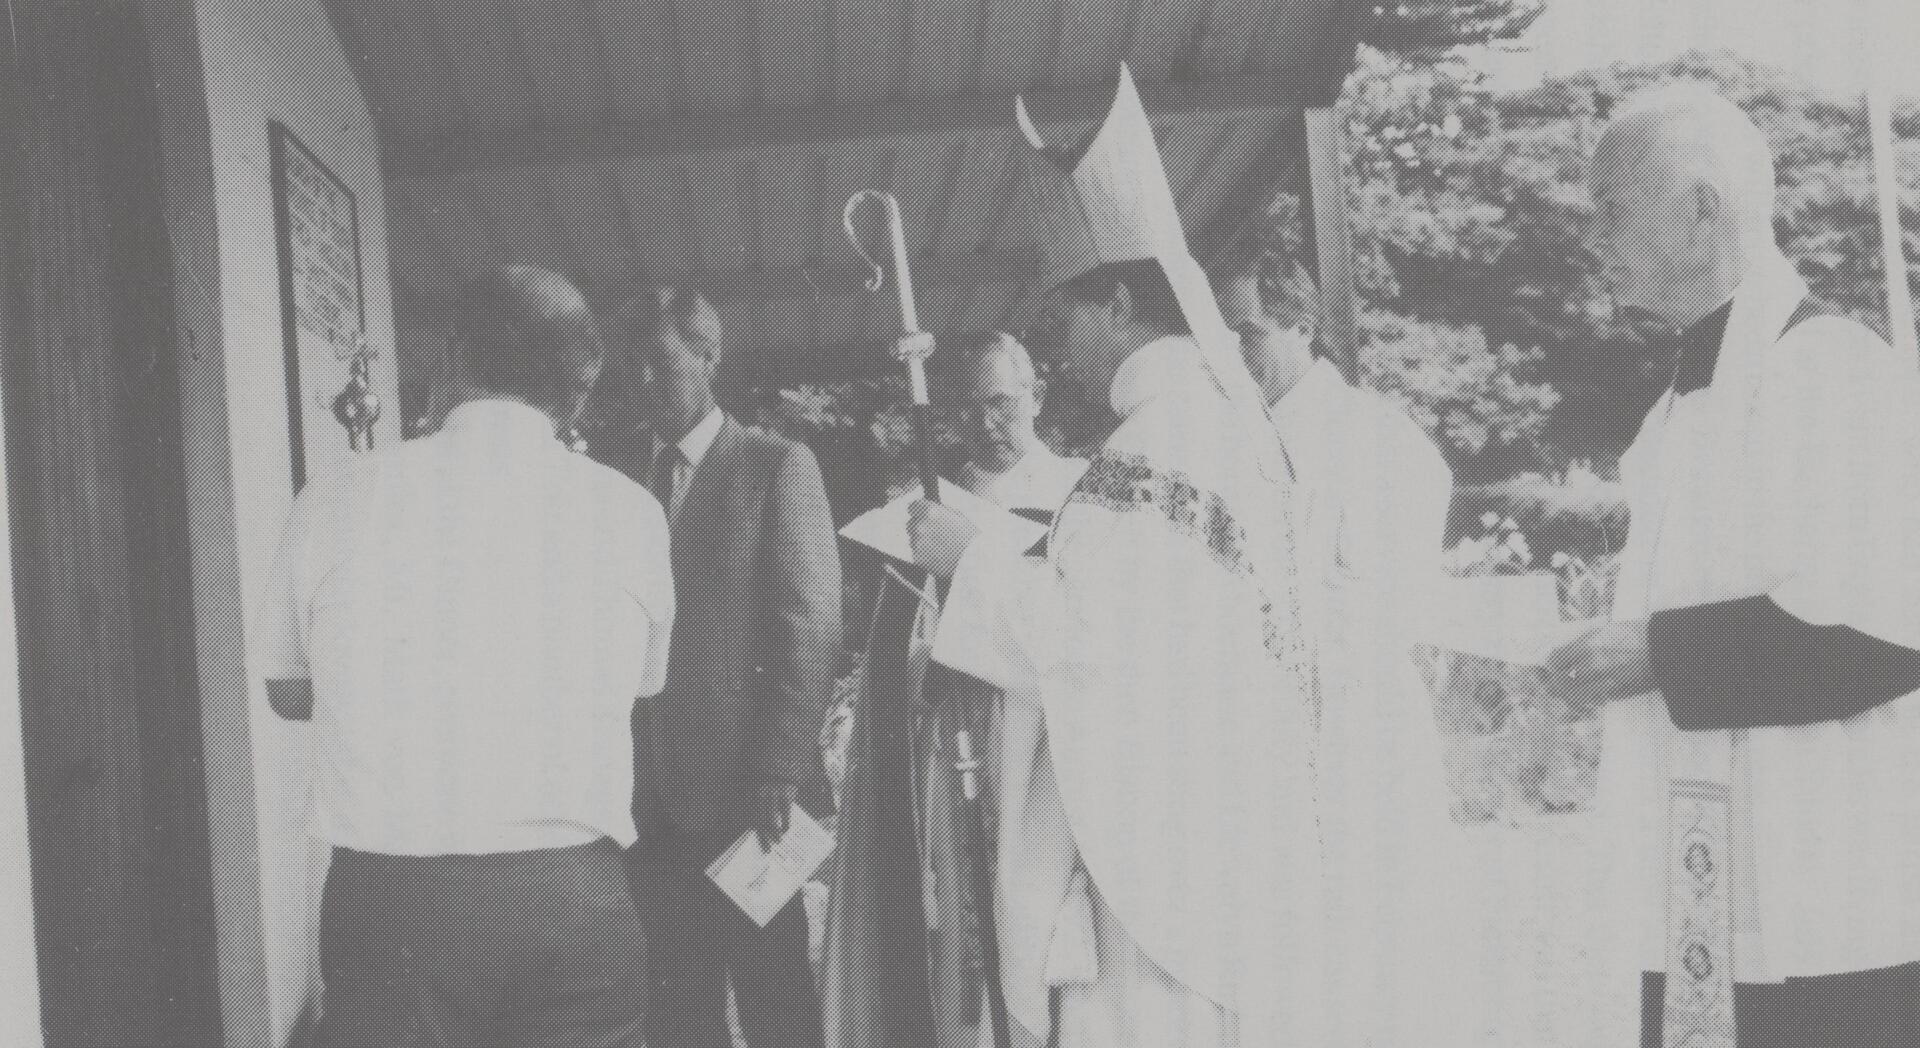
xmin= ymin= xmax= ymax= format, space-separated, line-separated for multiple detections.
xmin=1542 ymin=619 xmax=1656 ymax=715
xmin=908 ymin=499 xmax=980 ymax=580
xmin=751 ymin=782 xmax=798 ymax=850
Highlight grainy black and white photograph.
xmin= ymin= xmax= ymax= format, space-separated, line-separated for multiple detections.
xmin=2 ymin=1 xmax=1917 ymax=1046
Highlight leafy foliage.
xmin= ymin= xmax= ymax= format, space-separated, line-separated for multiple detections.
xmin=1359 ymin=0 xmax=1548 ymax=57
xmin=1338 ymin=46 xmax=1919 ymax=476
xmin=748 ymin=47 xmax=1917 ymax=521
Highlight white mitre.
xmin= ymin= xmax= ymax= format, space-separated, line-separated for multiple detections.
xmin=1015 ymin=64 xmax=1284 ymax=482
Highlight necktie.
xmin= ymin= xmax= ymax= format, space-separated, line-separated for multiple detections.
xmin=650 ymin=444 xmax=680 ymax=517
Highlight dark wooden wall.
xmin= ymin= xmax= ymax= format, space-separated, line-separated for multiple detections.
xmin=1 ymin=1 xmax=224 ymax=1044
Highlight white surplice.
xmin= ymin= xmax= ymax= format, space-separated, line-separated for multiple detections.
xmin=1600 ymin=249 xmax=1920 ymax=1013
xmin=934 ymin=337 xmax=1328 ymax=1048
xmin=1273 ymin=359 xmax=1481 ymax=1046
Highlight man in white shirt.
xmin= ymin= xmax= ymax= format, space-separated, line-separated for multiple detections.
xmin=258 ymin=264 xmax=674 ymax=1048
xmin=1546 ymin=86 xmax=1920 ymax=1047
xmin=1215 ymin=250 xmax=1474 ymax=1045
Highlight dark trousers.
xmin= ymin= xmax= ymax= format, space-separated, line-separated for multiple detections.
xmin=314 ymin=838 xmax=647 ymax=1048
xmin=630 ymin=834 xmax=823 ymax=1048
xmin=1642 ymin=962 xmax=1920 ymax=1048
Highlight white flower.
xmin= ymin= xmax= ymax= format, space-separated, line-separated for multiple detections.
xmin=1480 ymin=511 xmax=1501 ymax=530
xmin=1442 ymin=113 xmax=1463 ymax=139
xmin=1551 ymin=552 xmax=1571 ymax=570
xmin=1500 ymin=516 xmax=1520 ymax=532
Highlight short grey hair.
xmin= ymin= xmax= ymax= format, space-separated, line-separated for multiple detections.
xmin=1596 ymin=84 xmax=1777 ymax=247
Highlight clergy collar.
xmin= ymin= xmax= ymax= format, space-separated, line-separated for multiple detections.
xmin=442 ymin=399 xmax=562 ymax=444
xmin=1667 ymin=251 xmax=1811 ymax=399
xmin=1671 ymin=299 xmax=1735 ymax=395
xmin=1108 ymin=335 xmax=1200 ymax=418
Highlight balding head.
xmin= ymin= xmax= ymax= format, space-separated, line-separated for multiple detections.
xmin=1590 ymin=85 xmax=1779 ymax=327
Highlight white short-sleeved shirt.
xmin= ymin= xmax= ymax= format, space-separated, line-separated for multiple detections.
xmin=256 ymin=399 xmax=674 ymax=856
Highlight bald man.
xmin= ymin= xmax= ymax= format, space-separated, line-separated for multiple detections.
xmin=1545 ymin=86 xmax=1920 ymax=1047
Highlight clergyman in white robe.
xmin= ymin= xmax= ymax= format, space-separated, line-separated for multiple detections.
xmin=1274 ymin=356 xmax=1481 ymax=1047
xmin=930 ymin=334 xmax=1329 ymax=1047
xmin=1549 ymin=87 xmax=1920 ymax=1048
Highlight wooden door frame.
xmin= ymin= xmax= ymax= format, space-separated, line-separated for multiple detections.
xmin=1 ymin=1 xmax=225 ymax=1044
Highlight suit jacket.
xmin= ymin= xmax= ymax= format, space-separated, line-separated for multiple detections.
xmin=598 ymin=416 xmax=842 ymax=842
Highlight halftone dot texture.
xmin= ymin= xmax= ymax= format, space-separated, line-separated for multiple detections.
xmin=332 ymin=0 xmax=1353 ymax=423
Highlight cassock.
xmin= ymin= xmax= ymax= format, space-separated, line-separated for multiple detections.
xmin=1598 ymin=249 xmax=1920 ymax=1046
xmin=934 ymin=337 xmax=1329 ymax=1047
xmin=914 ymin=447 xmax=1090 ymax=1048
xmin=821 ymin=446 xmax=1088 ymax=1048
xmin=1273 ymin=357 xmax=1480 ymax=1046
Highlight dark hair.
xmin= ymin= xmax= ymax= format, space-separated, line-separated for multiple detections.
xmin=1208 ymin=191 xmax=1317 ymax=326
xmin=449 ymin=264 xmax=605 ymax=421
xmin=1053 ymin=259 xmax=1191 ymax=336
xmin=595 ymin=285 xmax=718 ymax=405
xmin=610 ymin=284 xmax=716 ymax=353
xmin=1210 ymin=249 xmax=1318 ymax=328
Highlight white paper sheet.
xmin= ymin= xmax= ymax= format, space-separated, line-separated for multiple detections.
xmin=1410 ymin=575 xmax=1591 ymax=666
xmin=838 ymin=483 xmax=1049 ymax=565
xmin=704 ymin=805 xmax=836 ymax=927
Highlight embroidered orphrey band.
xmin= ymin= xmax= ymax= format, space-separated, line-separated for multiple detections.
xmin=1663 ymin=779 xmax=1736 ymax=1048
xmin=1066 ymin=451 xmax=1313 ymax=697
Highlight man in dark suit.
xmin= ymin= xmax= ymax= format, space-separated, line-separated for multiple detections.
xmin=591 ymin=285 xmax=841 ymax=1048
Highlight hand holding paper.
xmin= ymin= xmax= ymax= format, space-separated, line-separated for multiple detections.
xmin=705 ymin=804 xmax=836 ymax=928
xmin=1409 ymin=575 xmax=1587 ymax=666
xmin=1540 ymin=618 xmax=1655 ymax=713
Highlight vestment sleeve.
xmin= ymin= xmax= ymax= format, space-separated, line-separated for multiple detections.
xmin=1649 ymin=318 xmax=1920 ymax=729
xmin=931 ymin=538 xmax=1065 ymax=696
xmin=1649 ymin=596 xmax=1920 ymax=730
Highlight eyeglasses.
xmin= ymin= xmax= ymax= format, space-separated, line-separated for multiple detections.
xmin=963 ymin=394 xmax=1028 ymax=424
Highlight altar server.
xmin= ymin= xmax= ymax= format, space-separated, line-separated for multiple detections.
xmin=1216 ymin=247 xmax=1476 ymax=1047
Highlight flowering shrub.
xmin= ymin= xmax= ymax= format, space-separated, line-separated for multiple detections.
xmin=1425 ymin=497 xmax=1623 ymax=822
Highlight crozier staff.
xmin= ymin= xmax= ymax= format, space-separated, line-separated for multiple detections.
xmin=1544 ymin=86 xmax=1920 ymax=1048
xmin=905 ymin=65 xmax=1330 ymax=1048
xmin=823 ymin=194 xmax=1017 ymax=1048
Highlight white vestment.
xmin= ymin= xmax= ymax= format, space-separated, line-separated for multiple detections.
xmin=1600 ymin=250 xmax=1920 ymax=1023
xmin=935 ymin=337 xmax=1328 ymax=1048
xmin=915 ymin=448 xmax=1090 ymax=1048
xmin=1274 ymin=359 xmax=1480 ymax=1045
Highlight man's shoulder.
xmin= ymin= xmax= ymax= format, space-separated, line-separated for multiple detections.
xmin=1768 ymin=313 xmax=1914 ymax=401
xmin=555 ymin=446 xmax=668 ymax=528
xmin=719 ymin=418 xmax=823 ymax=478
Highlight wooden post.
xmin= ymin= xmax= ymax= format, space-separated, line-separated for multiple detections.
xmin=1867 ymin=86 xmax=1916 ymax=361
xmin=1304 ymin=106 xmax=1362 ymax=383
